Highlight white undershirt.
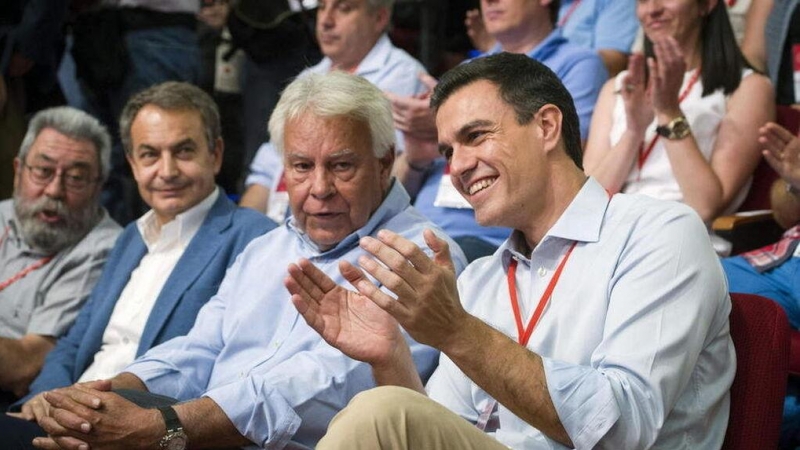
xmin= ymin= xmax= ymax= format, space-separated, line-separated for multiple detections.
xmin=79 ymin=188 xmax=219 ymax=382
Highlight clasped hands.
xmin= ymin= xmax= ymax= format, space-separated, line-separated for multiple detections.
xmin=286 ymin=229 xmax=467 ymax=367
xmin=9 ymin=380 xmax=161 ymax=450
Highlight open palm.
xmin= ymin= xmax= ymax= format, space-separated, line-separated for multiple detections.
xmin=286 ymin=259 xmax=402 ymax=365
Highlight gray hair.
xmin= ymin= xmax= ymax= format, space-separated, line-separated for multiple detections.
xmin=268 ymin=71 xmax=395 ymax=157
xmin=119 ymin=81 xmax=221 ymax=155
xmin=18 ymin=106 xmax=111 ymax=181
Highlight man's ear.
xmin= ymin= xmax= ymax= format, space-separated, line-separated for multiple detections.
xmin=12 ymin=157 xmax=21 ymax=190
xmin=379 ymin=145 xmax=396 ymax=189
xmin=212 ymin=137 xmax=224 ymax=176
xmin=374 ymin=6 xmax=391 ymax=34
xmin=537 ymin=104 xmax=563 ymax=155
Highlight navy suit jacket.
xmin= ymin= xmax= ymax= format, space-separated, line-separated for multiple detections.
xmin=17 ymin=193 xmax=275 ymax=406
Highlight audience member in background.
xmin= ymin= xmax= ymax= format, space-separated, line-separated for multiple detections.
xmin=17 ymin=72 xmax=466 ymax=450
xmin=240 ymin=0 xmax=428 ymax=223
xmin=721 ymin=121 xmax=800 ymax=449
xmin=735 ymin=0 xmax=772 ymax=72
xmin=583 ymin=0 xmax=773 ymax=233
xmin=0 ymin=81 xmax=274 ymax=447
xmin=0 ymin=107 xmax=120 ymax=407
xmin=395 ymin=0 xmax=607 ymax=261
xmin=464 ymin=0 xmax=637 ymax=76
xmin=292 ymin=53 xmax=734 ymax=450
xmin=767 ymin=0 xmax=800 ymax=109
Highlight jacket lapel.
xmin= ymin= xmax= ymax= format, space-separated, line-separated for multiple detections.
xmin=136 ymin=195 xmax=235 ymax=354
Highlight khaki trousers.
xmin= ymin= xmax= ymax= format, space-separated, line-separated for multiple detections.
xmin=317 ymin=386 xmax=510 ymax=450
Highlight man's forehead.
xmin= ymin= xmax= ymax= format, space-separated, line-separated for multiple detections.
xmin=30 ymin=128 xmax=98 ymax=166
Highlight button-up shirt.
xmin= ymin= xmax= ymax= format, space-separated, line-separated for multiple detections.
xmin=79 ymin=189 xmax=218 ymax=382
xmin=125 ymin=181 xmax=468 ymax=449
xmin=0 ymin=200 xmax=120 ymax=339
xmin=426 ymin=178 xmax=734 ymax=449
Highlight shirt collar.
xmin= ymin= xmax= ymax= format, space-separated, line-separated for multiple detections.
xmin=499 ymin=177 xmax=610 ymax=264
xmin=287 ymin=179 xmax=410 ymax=257
xmin=487 ymin=27 xmax=565 ymax=61
xmin=136 ymin=187 xmax=219 ymax=251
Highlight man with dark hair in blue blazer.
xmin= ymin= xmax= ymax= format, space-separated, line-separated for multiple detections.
xmin=3 ymin=82 xmax=275 ymax=437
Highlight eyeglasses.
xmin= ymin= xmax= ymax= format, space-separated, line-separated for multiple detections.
xmin=22 ymin=162 xmax=101 ymax=191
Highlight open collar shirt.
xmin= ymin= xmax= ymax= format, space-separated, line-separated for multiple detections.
xmin=0 ymin=200 xmax=120 ymax=339
xmin=426 ymin=177 xmax=735 ymax=449
xmin=124 ymin=181 xmax=468 ymax=449
xmin=78 ymin=189 xmax=218 ymax=382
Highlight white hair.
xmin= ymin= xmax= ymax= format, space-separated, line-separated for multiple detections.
xmin=269 ymin=71 xmax=395 ymax=158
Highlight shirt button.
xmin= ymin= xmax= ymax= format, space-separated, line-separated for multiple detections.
xmin=274 ymin=341 xmax=281 ymax=348
xmin=538 ymin=267 xmax=547 ymax=277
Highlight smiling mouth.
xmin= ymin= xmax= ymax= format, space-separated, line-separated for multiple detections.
xmin=467 ymin=177 xmax=497 ymax=195
xmin=38 ymin=210 xmax=63 ymax=223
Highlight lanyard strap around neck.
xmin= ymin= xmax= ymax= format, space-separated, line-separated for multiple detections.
xmin=507 ymin=241 xmax=578 ymax=346
xmin=0 ymin=226 xmax=55 ymax=293
xmin=637 ymin=68 xmax=701 ymax=177
xmin=557 ymin=0 xmax=582 ymax=27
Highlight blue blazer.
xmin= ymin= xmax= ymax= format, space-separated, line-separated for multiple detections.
xmin=17 ymin=193 xmax=275 ymax=406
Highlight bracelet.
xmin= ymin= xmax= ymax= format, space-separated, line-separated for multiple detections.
xmin=407 ymin=160 xmax=433 ymax=173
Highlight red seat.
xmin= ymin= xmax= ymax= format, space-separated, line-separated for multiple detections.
xmin=722 ymin=293 xmax=790 ymax=450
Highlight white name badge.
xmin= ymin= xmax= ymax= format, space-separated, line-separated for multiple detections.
xmin=433 ymin=166 xmax=473 ymax=209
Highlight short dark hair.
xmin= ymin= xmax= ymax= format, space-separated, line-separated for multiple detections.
xmin=430 ymin=52 xmax=583 ymax=169
xmin=119 ymin=81 xmax=221 ymax=155
xmin=644 ymin=0 xmax=751 ymax=96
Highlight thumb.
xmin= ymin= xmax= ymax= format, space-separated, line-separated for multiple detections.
xmin=423 ymin=229 xmax=455 ymax=272
xmin=419 ymin=72 xmax=438 ymax=91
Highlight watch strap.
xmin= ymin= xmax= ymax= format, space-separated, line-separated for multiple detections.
xmin=158 ymin=406 xmax=183 ymax=433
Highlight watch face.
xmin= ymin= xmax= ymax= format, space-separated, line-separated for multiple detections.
xmin=165 ymin=433 xmax=187 ymax=450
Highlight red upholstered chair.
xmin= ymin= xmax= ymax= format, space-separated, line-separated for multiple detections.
xmin=722 ymin=293 xmax=790 ymax=450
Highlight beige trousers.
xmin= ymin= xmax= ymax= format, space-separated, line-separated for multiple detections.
xmin=317 ymin=386 xmax=510 ymax=450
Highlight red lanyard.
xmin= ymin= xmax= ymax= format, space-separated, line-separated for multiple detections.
xmin=557 ymin=0 xmax=582 ymax=27
xmin=0 ymin=226 xmax=54 ymax=293
xmin=507 ymin=241 xmax=577 ymax=346
xmin=637 ymin=69 xmax=701 ymax=176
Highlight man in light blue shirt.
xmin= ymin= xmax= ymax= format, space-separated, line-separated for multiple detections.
xmin=239 ymin=0 xmax=428 ymax=220
xmin=31 ymin=72 xmax=467 ymax=449
xmin=294 ymin=53 xmax=734 ymax=449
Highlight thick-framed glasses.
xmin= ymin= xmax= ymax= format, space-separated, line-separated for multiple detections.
xmin=22 ymin=161 xmax=101 ymax=191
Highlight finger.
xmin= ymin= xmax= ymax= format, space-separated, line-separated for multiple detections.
xmin=78 ymin=379 xmax=113 ymax=392
xmin=763 ymin=150 xmax=786 ymax=175
xmin=50 ymin=386 xmax=102 ymax=410
xmin=286 ymin=263 xmax=325 ymax=303
xmin=375 ymin=229 xmax=436 ymax=272
xmin=31 ymin=437 xmax=66 ymax=450
xmin=298 ymin=258 xmax=339 ymax=294
xmin=53 ymin=435 xmax=91 ymax=450
xmin=6 ymin=411 xmax=31 ymax=420
xmin=51 ymin=407 xmax=92 ymax=434
xmin=43 ymin=391 xmax=96 ymax=422
xmin=760 ymin=130 xmax=788 ymax=156
xmin=646 ymin=57 xmax=659 ymax=93
xmin=418 ymin=73 xmax=438 ymax=91
xmin=763 ymin=122 xmax=796 ymax=143
xmin=423 ymin=229 xmax=456 ymax=272
xmin=37 ymin=414 xmax=76 ymax=439
xmin=340 ymin=260 xmax=408 ymax=317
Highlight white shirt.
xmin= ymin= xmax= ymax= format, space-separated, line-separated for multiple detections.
xmin=426 ymin=178 xmax=735 ymax=449
xmin=79 ymin=189 xmax=219 ymax=382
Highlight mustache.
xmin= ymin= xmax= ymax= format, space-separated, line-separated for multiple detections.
xmin=24 ymin=197 xmax=70 ymax=219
